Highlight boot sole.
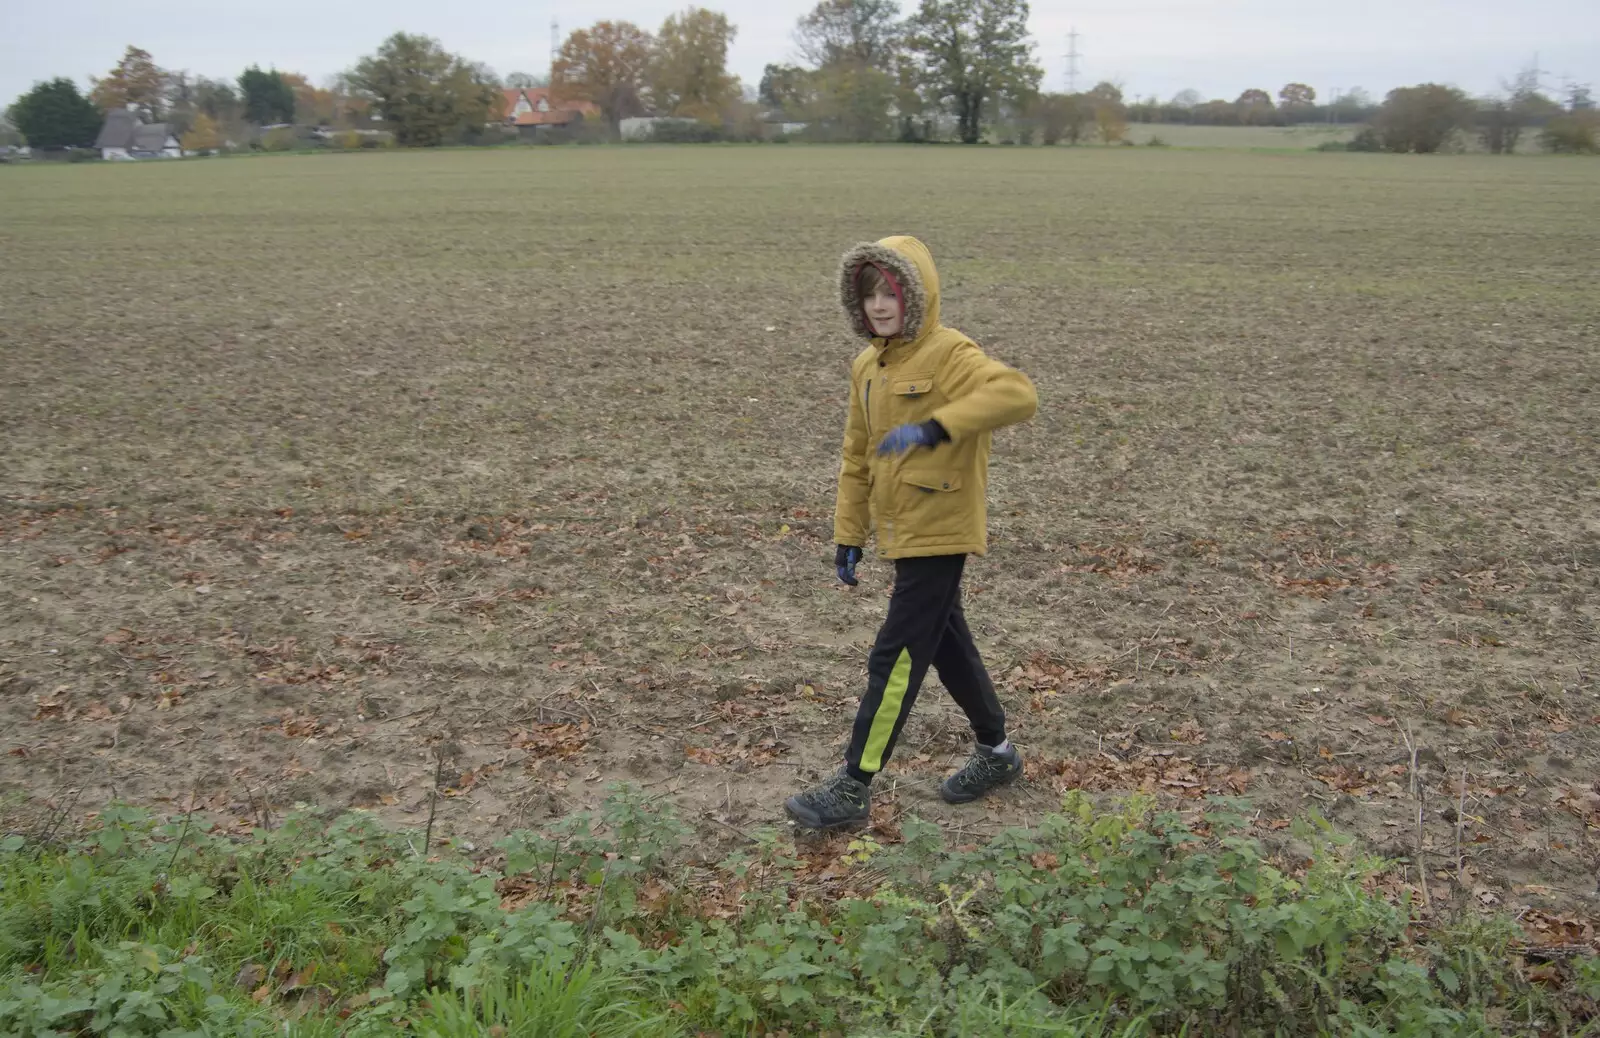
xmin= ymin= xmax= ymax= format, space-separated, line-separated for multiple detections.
xmin=940 ymin=765 xmax=1022 ymax=804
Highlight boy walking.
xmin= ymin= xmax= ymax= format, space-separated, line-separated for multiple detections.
xmin=785 ymin=236 xmax=1038 ymax=830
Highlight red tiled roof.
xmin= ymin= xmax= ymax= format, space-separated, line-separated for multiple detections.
xmin=502 ymin=87 xmax=600 ymax=127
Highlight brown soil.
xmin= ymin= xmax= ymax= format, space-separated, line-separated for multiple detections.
xmin=1 ymin=147 xmax=1595 ymax=926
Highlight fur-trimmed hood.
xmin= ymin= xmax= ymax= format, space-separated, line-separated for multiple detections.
xmin=838 ymin=236 xmax=942 ymax=345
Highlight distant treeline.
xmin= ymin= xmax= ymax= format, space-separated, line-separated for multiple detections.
xmin=4 ymin=0 xmax=1595 ymax=155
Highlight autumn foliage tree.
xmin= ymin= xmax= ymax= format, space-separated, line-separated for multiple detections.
xmin=279 ymin=73 xmax=339 ymax=125
xmin=1235 ymin=87 xmax=1274 ymax=125
xmin=180 ymin=112 xmax=221 ymax=152
xmin=1539 ymin=111 xmax=1598 ymax=153
xmin=91 ymin=46 xmax=167 ymax=119
xmin=1027 ymin=91 xmax=1089 ymax=145
xmin=1278 ymin=82 xmax=1315 ymax=120
xmin=1088 ymin=81 xmax=1127 ymax=143
xmin=649 ymin=7 xmax=741 ymax=121
xmin=553 ymin=21 xmax=655 ymax=131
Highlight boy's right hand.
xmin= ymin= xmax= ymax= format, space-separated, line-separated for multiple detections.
xmin=835 ymin=545 xmax=863 ymax=586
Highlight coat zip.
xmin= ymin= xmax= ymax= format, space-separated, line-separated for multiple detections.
xmin=863 ymin=376 xmax=872 ymax=439
xmin=865 ymin=372 xmax=883 ymax=547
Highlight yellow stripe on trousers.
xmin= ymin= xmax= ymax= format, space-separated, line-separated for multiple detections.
xmin=860 ymin=647 xmax=912 ymax=772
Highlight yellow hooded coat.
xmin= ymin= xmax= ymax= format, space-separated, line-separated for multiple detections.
xmin=834 ymin=236 xmax=1038 ymax=558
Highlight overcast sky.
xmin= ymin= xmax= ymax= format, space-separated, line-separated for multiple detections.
xmin=3 ymin=0 xmax=1596 ymax=109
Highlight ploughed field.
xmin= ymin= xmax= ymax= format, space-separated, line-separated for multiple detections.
xmin=1 ymin=144 xmax=1596 ymax=921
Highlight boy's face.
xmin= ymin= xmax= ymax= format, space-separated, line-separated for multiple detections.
xmin=863 ymin=283 xmax=903 ymax=338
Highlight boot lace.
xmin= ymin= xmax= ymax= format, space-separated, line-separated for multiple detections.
xmin=952 ymin=750 xmax=1010 ymax=791
xmin=800 ymin=772 xmax=864 ymax=810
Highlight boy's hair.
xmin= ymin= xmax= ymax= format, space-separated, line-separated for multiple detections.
xmin=856 ymin=263 xmax=889 ymax=296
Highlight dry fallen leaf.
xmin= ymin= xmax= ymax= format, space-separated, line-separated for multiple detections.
xmin=509 ymin=723 xmax=591 ymax=760
xmin=280 ymin=964 xmax=317 ymax=992
xmin=235 ymin=963 xmax=265 ymax=990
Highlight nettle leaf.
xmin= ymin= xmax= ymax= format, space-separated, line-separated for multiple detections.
xmin=760 ymin=959 xmax=824 ymax=982
xmin=131 ymin=945 xmax=162 ymax=975
xmin=1041 ymin=924 xmax=1089 ymax=971
xmin=383 ymin=965 xmax=415 ymax=997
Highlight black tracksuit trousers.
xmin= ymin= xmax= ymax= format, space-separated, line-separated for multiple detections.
xmin=845 ymin=553 xmax=1007 ymax=777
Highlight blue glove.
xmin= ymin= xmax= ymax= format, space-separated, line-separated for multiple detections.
xmin=876 ymin=420 xmax=948 ymax=456
xmin=835 ymin=545 xmax=862 ymax=586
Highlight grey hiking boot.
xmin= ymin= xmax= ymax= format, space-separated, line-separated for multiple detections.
xmin=940 ymin=743 xmax=1023 ymax=804
xmin=785 ymin=769 xmax=871 ymax=830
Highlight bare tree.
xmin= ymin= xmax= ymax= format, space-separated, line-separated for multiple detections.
xmin=1480 ymin=62 xmax=1562 ymax=154
xmin=1477 ymin=98 xmax=1522 ymax=154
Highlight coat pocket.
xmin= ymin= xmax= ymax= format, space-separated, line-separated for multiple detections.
xmin=889 ymin=372 xmax=939 ymax=429
xmin=894 ymin=467 xmax=967 ymax=542
xmin=892 ymin=373 xmax=936 ymax=398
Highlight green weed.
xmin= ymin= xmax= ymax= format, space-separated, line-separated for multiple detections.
xmin=0 ymin=788 xmax=1593 ymax=1036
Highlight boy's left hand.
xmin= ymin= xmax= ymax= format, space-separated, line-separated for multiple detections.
xmin=876 ymin=421 xmax=946 ymax=456
xmin=835 ymin=545 xmax=862 ymax=586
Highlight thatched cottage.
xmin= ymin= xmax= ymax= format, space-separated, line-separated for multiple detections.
xmin=96 ymin=109 xmax=181 ymax=160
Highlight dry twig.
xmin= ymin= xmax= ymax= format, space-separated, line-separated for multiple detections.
xmin=166 ymin=790 xmax=197 ymax=875
xmin=1402 ymin=723 xmax=1430 ymax=908
xmin=423 ymin=749 xmax=445 ymax=856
